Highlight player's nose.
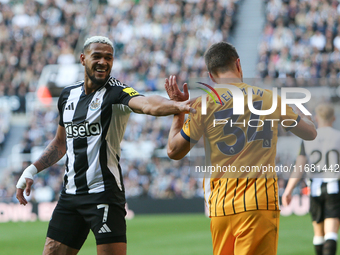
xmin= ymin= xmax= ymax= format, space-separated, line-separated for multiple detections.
xmin=98 ymin=57 xmax=106 ymax=65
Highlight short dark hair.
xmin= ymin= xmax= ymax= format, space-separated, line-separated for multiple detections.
xmin=204 ymin=42 xmax=239 ymax=75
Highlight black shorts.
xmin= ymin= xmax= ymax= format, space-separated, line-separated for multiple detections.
xmin=47 ymin=193 xmax=127 ymax=250
xmin=310 ymin=182 xmax=340 ymax=223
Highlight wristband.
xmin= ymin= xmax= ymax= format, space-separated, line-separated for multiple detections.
xmin=16 ymin=164 xmax=38 ymax=189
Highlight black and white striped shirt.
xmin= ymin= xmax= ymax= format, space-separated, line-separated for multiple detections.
xmin=300 ymin=127 xmax=340 ymax=196
xmin=57 ymin=76 xmax=141 ymax=202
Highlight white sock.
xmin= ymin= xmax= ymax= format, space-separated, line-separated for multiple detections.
xmin=313 ymin=236 xmax=325 ymax=245
xmin=325 ymin=232 xmax=338 ymax=241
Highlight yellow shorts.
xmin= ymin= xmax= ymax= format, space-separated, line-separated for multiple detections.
xmin=210 ymin=210 xmax=280 ymax=255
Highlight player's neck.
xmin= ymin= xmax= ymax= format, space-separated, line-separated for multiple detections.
xmin=317 ymin=122 xmax=332 ymax=128
xmin=83 ymin=77 xmax=106 ymax=95
xmin=214 ymin=72 xmax=243 ymax=84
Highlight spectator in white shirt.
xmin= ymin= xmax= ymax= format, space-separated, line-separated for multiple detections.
xmin=310 ymin=30 xmax=326 ymax=51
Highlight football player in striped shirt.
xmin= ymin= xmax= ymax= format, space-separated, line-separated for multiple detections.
xmin=283 ymin=103 xmax=340 ymax=255
xmin=165 ymin=42 xmax=317 ymax=255
xmin=15 ymin=36 xmax=193 ymax=255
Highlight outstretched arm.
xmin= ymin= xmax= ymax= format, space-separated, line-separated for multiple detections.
xmin=128 ymin=75 xmax=193 ymax=116
xmin=16 ymin=125 xmax=66 ymax=205
xmin=128 ymin=95 xmax=194 ymax=116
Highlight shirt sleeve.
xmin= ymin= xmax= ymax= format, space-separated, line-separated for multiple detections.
xmin=58 ymin=90 xmax=66 ymax=127
xmin=113 ymin=104 xmax=133 ymax=115
xmin=181 ymin=98 xmax=204 ymax=143
xmin=278 ymin=95 xmax=301 ymax=131
xmin=117 ymin=86 xmax=143 ymax=106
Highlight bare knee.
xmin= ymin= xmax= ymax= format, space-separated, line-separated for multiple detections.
xmin=43 ymin=237 xmax=79 ymax=255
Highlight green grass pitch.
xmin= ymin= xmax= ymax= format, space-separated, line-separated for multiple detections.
xmin=0 ymin=213 xmax=338 ymax=255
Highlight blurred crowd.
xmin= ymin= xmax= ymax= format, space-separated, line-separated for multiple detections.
xmin=258 ymin=0 xmax=340 ymax=86
xmin=0 ymin=0 xmax=240 ymax=203
xmin=0 ymin=106 xmax=10 ymax=152
xmin=88 ymin=0 xmax=239 ymax=91
xmin=0 ymin=0 xmax=87 ymax=99
xmin=0 ymin=0 xmax=239 ymax=100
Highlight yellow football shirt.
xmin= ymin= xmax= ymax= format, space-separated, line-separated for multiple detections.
xmin=181 ymin=83 xmax=300 ymax=216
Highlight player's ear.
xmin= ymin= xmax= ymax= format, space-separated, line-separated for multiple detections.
xmin=236 ymin=58 xmax=241 ymax=72
xmin=208 ymin=72 xmax=217 ymax=83
xmin=80 ymin=53 xmax=85 ymax=66
xmin=236 ymin=58 xmax=243 ymax=80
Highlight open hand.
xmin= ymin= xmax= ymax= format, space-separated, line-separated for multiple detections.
xmin=165 ymin=75 xmax=189 ymax=102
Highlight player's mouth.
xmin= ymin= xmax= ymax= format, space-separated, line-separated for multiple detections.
xmin=95 ymin=68 xmax=107 ymax=74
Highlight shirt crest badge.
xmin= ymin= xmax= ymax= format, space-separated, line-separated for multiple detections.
xmin=90 ymin=98 xmax=101 ymax=111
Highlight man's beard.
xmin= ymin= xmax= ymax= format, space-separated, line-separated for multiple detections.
xmin=85 ymin=65 xmax=110 ymax=86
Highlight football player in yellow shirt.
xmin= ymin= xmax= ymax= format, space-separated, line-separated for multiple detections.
xmin=165 ymin=42 xmax=317 ymax=255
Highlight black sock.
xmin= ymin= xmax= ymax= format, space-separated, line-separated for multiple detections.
xmin=323 ymin=239 xmax=337 ymax=255
xmin=314 ymin=244 xmax=323 ymax=255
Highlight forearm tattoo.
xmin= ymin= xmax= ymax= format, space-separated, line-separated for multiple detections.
xmin=38 ymin=144 xmax=64 ymax=169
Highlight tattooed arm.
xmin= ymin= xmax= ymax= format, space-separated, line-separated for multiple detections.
xmin=16 ymin=125 xmax=66 ymax=205
xmin=34 ymin=125 xmax=67 ymax=170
